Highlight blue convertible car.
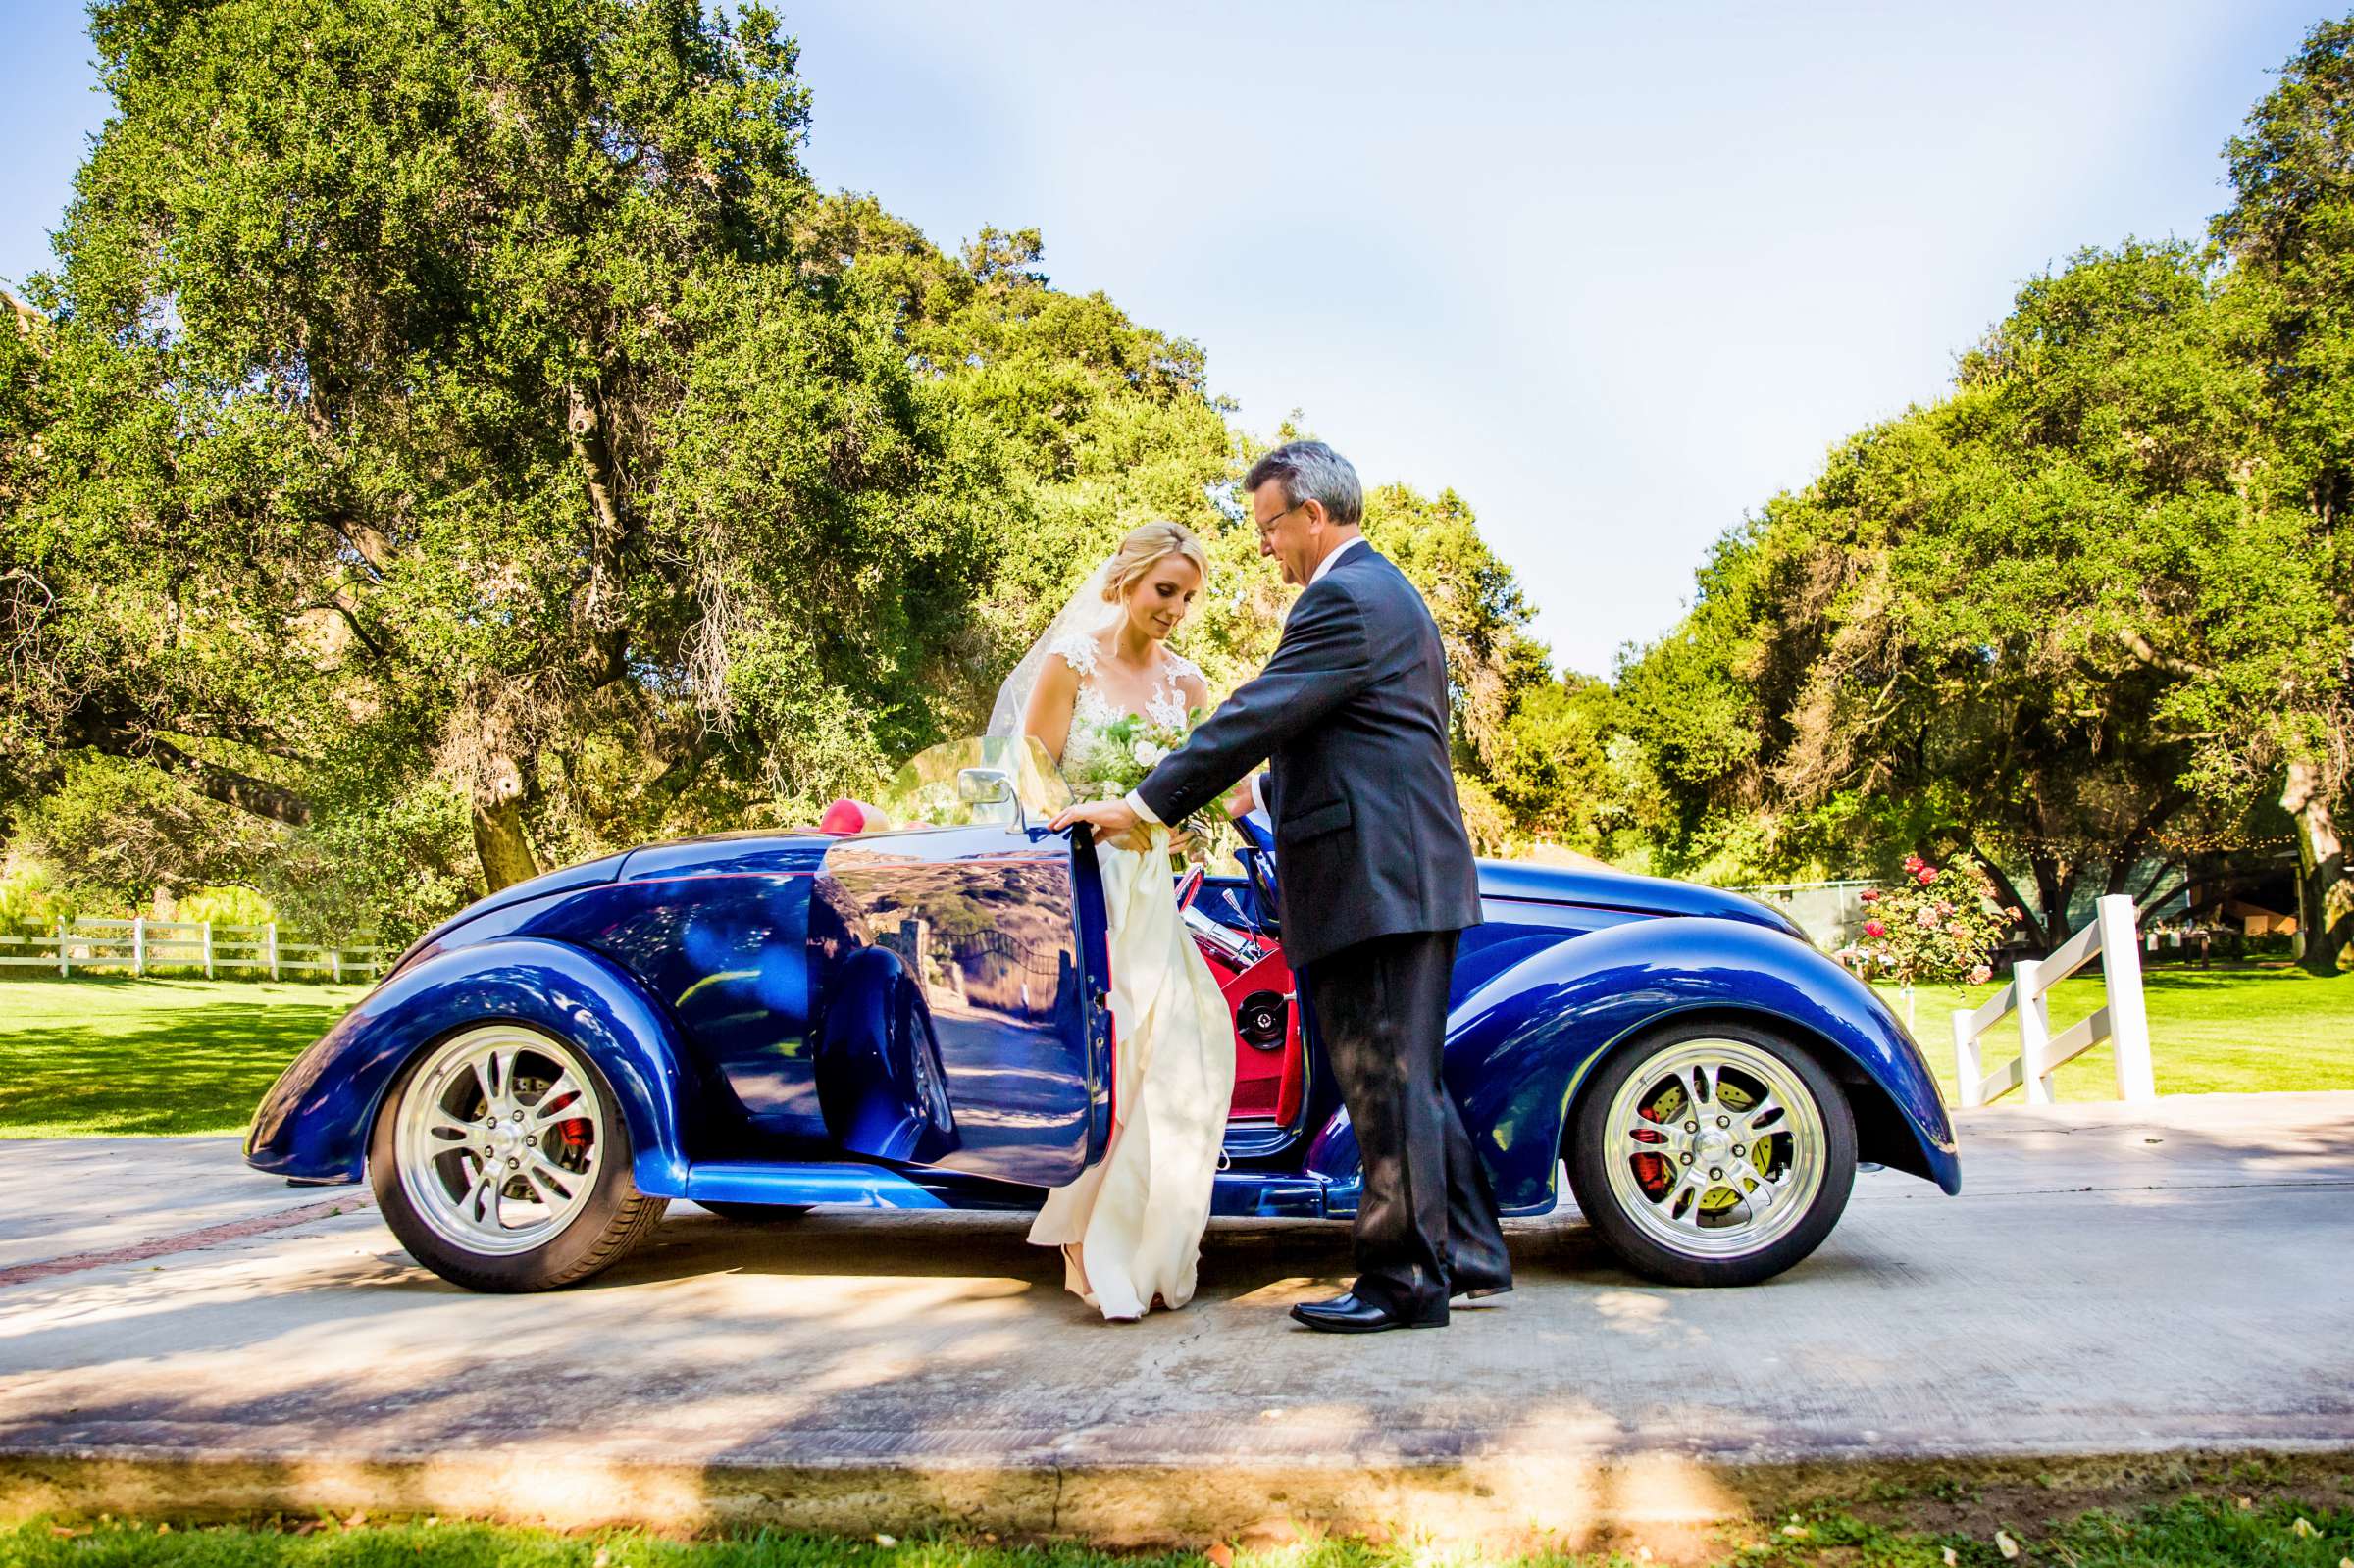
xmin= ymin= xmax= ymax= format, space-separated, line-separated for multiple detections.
xmin=246 ymin=738 xmax=1959 ymax=1292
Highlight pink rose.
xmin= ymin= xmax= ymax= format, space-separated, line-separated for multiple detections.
xmin=1948 ymin=921 xmax=1969 ymax=937
xmin=1902 ymin=854 xmax=1923 ymax=873
xmin=1860 ymin=888 xmax=1881 ymax=903
xmin=1863 ymin=919 xmax=1886 ymax=937
xmin=1918 ymin=867 xmax=1938 ymax=885
xmin=1969 ymin=964 xmax=1993 ymax=985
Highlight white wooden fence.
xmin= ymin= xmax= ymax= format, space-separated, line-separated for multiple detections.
xmin=1952 ymin=894 xmax=2155 ymax=1107
xmin=0 ymin=918 xmax=385 ymax=982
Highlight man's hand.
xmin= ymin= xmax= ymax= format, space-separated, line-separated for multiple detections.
xmin=1050 ymin=797 xmax=1151 ymax=852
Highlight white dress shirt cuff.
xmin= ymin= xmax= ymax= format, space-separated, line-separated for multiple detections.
xmin=1124 ymin=789 xmax=1162 ymax=827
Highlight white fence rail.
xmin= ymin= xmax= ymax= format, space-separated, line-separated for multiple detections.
xmin=0 ymin=918 xmax=385 ymax=982
xmin=1952 ymin=894 xmax=2155 ymax=1107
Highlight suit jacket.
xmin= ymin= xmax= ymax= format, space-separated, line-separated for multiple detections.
xmin=1137 ymin=544 xmax=1481 ymax=968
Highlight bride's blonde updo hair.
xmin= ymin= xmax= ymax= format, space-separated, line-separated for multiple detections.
xmin=1100 ymin=521 xmax=1208 ymax=603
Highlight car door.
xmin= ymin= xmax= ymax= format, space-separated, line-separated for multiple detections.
xmin=808 ymin=740 xmax=1113 ymax=1189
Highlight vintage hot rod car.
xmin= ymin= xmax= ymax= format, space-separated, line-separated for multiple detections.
xmin=246 ymin=738 xmax=1959 ymax=1293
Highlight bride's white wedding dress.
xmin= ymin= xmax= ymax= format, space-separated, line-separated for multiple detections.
xmin=1025 ymin=632 xmax=1236 ymax=1320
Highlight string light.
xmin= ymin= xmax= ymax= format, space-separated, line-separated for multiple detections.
xmin=2150 ymin=829 xmax=2296 ymax=855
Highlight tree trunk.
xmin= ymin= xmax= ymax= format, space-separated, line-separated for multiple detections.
xmin=2028 ymin=853 xmax=2078 ymax=955
xmin=1968 ymin=839 xmax=2050 ymax=949
xmin=2281 ymin=760 xmax=2351 ymax=976
xmin=470 ymin=750 xmax=540 ymax=892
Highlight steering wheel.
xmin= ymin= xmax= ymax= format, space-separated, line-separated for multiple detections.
xmin=1174 ymin=866 xmax=1204 ymax=911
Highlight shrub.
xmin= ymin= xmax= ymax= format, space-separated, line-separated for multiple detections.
xmin=0 ymin=857 xmax=77 ymax=927
xmin=1843 ymin=853 xmax=2018 ymax=986
xmin=171 ymin=885 xmax=278 ymax=926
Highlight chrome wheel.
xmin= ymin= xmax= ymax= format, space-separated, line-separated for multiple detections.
xmin=393 ymin=1025 xmax=606 ymax=1257
xmin=1602 ymin=1035 xmax=1826 ymax=1260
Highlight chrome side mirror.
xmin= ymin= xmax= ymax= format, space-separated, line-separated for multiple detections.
xmin=956 ymin=766 xmax=1021 ymax=827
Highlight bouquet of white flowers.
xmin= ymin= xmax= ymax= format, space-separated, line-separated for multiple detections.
xmin=1061 ymin=710 xmax=1231 ymax=862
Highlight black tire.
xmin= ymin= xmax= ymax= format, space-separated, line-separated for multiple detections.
xmin=1565 ymin=1018 xmax=1856 ymax=1288
xmin=693 ymin=1201 xmax=814 ymax=1222
xmin=370 ymin=1026 xmax=668 ymax=1292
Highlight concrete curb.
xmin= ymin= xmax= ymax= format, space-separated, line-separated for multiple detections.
xmin=7 ymin=1445 xmax=2352 ymax=1544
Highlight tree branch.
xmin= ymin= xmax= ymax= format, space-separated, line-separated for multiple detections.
xmin=2116 ymin=628 xmax=2212 ymax=679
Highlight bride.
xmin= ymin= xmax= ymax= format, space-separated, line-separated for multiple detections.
xmin=988 ymin=521 xmax=1237 ymax=1321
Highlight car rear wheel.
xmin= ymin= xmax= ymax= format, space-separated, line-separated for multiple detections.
xmin=1566 ymin=1020 xmax=1855 ymax=1287
xmin=371 ymin=1023 xmax=668 ymax=1292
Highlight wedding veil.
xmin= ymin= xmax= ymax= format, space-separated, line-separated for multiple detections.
xmin=985 ymin=557 xmax=1124 ymax=740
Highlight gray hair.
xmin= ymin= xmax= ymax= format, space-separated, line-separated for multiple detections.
xmin=1244 ymin=439 xmax=1363 ymax=529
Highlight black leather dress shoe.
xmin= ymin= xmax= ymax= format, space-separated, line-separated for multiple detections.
xmin=1289 ymin=1292 xmax=1448 ymax=1333
xmin=1452 ymin=1282 xmax=1513 ymax=1303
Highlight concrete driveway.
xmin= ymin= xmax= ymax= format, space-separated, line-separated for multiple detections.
xmin=1 ymin=1092 xmax=2347 ymax=1541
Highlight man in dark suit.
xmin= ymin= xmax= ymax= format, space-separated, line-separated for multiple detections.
xmin=1050 ymin=439 xmax=1512 ymax=1333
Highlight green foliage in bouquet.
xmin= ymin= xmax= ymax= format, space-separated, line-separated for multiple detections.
xmin=1060 ymin=711 xmax=1233 ymax=863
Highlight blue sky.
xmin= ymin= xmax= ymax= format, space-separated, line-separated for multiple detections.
xmin=0 ymin=1 xmax=2329 ymax=675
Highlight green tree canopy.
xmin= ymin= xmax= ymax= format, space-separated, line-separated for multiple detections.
xmin=1 ymin=0 xmax=1555 ymax=936
xmin=1617 ymin=240 xmax=2337 ymax=949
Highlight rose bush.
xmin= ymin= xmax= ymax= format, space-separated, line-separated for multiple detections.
xmin=1844 ymin=853 xmax=2020 ymax=986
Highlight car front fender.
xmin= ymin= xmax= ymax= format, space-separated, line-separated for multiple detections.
xmin=1305 ymin=916 xmax=1960 ymax=1213
xmin=243 ymin=936 xmax=697 ymax=1197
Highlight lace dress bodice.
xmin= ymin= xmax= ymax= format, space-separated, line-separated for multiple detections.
xmin=1053 ymin=632 xmax=1201 ymax=737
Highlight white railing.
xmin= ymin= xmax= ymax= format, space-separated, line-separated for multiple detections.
xmin=1953 ymin=894 xmax=2155 ymax=1107
xmin=0 ymin=918 xmax=385 ymax=982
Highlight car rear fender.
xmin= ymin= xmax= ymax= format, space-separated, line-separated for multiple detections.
xmin=242 ymin=937 xmax=696 ymax=1197
xmin=1305 ymin=916 xmax=1960 ymax=1212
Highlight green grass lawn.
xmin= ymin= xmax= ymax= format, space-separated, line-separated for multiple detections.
xmin=0 ymin=976 xmax=368 ymax=1138
xmin=2 ymin=961 xmax=2350 ymax=1140
xmin=2 ymin=1493 xmax=2349 ymax=1568
xmin=1879 ymin=962 xmax=2354 ymax=1103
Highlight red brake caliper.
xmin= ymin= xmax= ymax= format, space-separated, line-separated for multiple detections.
xmin=1631 ymin=1100 xmax=1668 ymax=1194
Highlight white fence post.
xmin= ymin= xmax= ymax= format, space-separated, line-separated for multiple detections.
xmin=267 ymin=921 xmax=280 ymax=981
xmin=56 ymin=916 xmax=68 ymax=978
xmin=202 ymin=920 xmax=215 ymax=979
xmin=2098 ymin=894 xmax=2157 ymax=1102
xmin=1953 ymin=1008 xmax=1982 ymax=1110
xmin=132 ymin=916 xmax=146 ymax=977
xmin=2014 ymin=956 xmax=2055 ymax=1105
xmin=1950 ymin=898 xmax=2150 ymax=1109
xmin=330 ymin=949 xmax=341 ymax=984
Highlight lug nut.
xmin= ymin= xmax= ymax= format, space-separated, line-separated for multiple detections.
xmin=512 ymin=1110 xmax=525 ymax=1122
xmin=1711 ymin=1167 xmax=1723 ymax=1180
xmin=1717 ymin=1115 xmax=1730 ymax=1128
xmin=1684 ymin=1121 xmax=1698 ymax=1133
xmin=526 ymin=1135 xmax=537 ymax=1147
xmin=1680 ymin=1153 xmax=1693 ymax=1165
xmin=507 ymin=1157 xmax=520 ymax=1169
xmin=1733 ymin=1144 xmax=1746 ymax=1158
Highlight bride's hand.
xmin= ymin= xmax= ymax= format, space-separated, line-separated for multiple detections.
xmin=1052 ymin=797 xmax=1151 ymax=852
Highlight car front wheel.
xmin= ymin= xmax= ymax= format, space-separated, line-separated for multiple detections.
xmin=371 ymin=1023 xmax=668 ymax=1292
xmin=1566 ymin=1021 xmax=1855 ymax=1287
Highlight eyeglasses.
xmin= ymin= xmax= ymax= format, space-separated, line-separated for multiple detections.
xmin=1254 ymin=500 xmax=1305 ymax=538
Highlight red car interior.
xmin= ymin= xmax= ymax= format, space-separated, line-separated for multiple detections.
xmin=1202 ymin=939 xmax=1305 ymax=1123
